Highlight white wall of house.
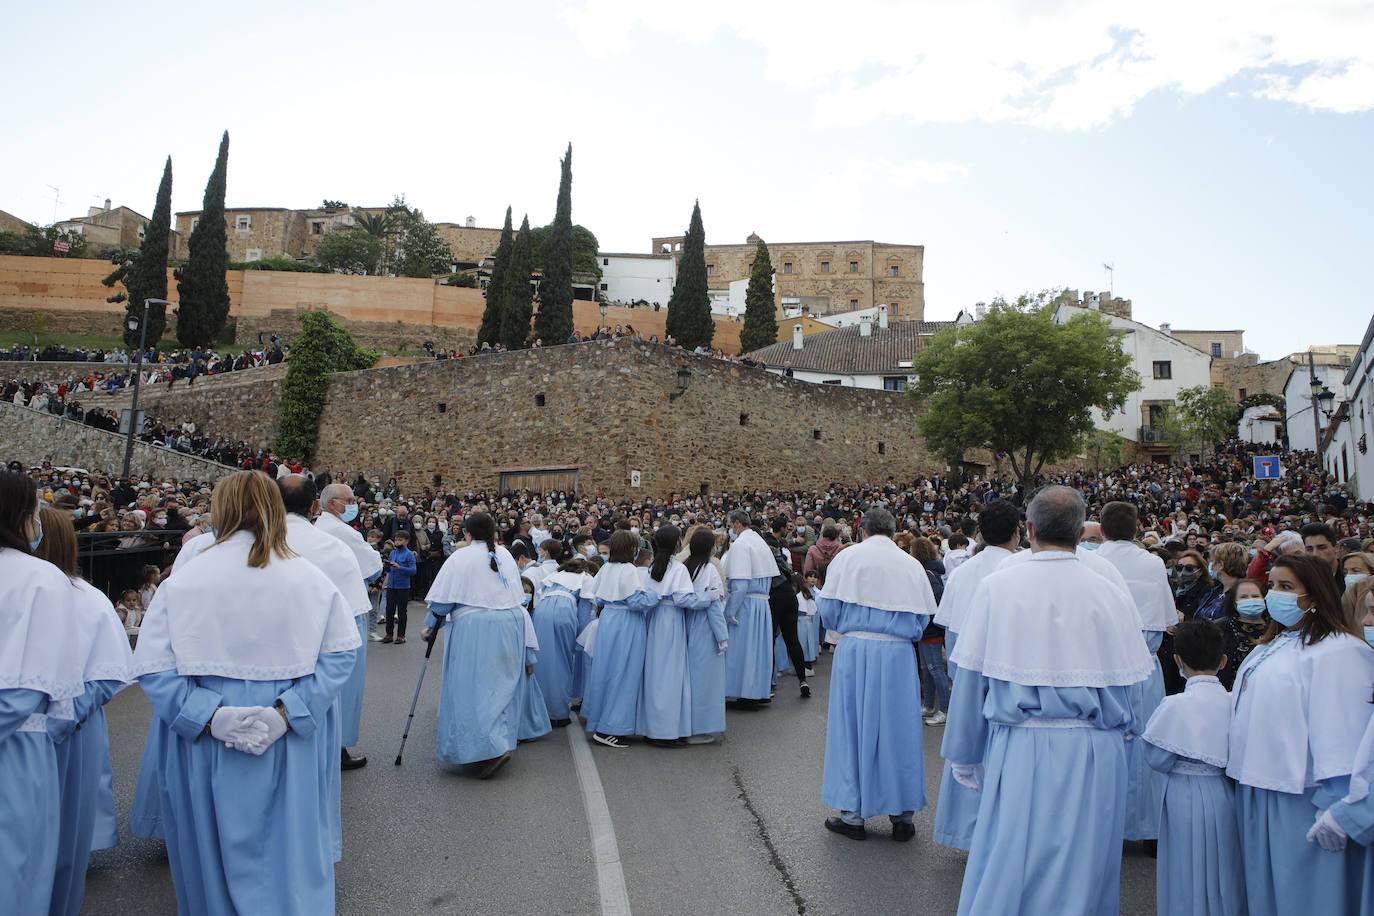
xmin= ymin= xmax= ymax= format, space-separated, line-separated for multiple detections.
xmin=1325 ymin=323 xmax=1374 ymax=498
xmin=760 ymin=367 xmax=902 ymax=390
xmin=1238 ymin=405 xmax=1284 ymax=444
xmin=597 ymin=254 xmax=675 ymax=306
xmin=1283 ymin=363 xmax=1351 ymax=454
xmin=812 ymin=306 xmax=882 ymax=329
xmin=1054 ymin=304 xmax=1213 ymax=442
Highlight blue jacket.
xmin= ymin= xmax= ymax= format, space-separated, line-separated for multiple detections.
xmin=386 ymin=547 xmax=417 ymax=589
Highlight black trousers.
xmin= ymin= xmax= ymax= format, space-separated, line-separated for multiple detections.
xmin=385 ymin=587 xmax=410 ymax=637
xmin=769 ymin=587 xmax=808 ymax=681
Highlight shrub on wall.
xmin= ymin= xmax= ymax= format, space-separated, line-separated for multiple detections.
xmin=273 ymin=311 xmax=378 ymax=464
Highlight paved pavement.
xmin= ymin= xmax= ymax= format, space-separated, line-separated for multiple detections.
xmin=84 ymin=606 xmax=1159 ymax=915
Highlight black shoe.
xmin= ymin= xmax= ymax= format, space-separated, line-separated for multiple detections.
xmin=729 ymin=698 xmax=761 ymax=711
xmin=1144 ymin=839 xmax=1158 ymax=859
xmin=551 ymin=718 xmax=571 ymax=728
xmin=341 ymin=748 xmax=368 ymax=770
xmin=891 ymin=822 xmax=915 ymax=842
xmin=800 ymin=682 xmax=811 ymax=698
xmin=593 ymin=733 xmax=629 ymax=749
xmin=824 ymin=817 xmax=866 ymax=841
xmin=476 ymin=751 xmax=511 ymax=779
xmin=394 ymin=636 xmax=406 ymax=645
xmin=645 ymin=737 xmax=680 ymax=748
xmin=381 ymin=635 xmax=393 ymax=644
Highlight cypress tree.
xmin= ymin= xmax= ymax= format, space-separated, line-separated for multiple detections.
xmin=105 ymin=156 xmax=172 ymax=347
xmin=501 ymin=214 xmax=534 ymax=350
xmin=533 ymin=143 xmax=574 ymax=345
xmin=176 ymin=131 xmax=231 ymax=346
xmin=478 ymin=207 xmax=513 ymax=347
xmin=739 ymin=239 xmax=778 ymax=353
xmin=665 ymin=200 xmax=713 ymax=350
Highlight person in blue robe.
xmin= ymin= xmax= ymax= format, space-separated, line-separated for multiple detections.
xmin=514 ymin=581 xmax=552 ymax=742
xmin=531 ymin=570 xmax=586 ymax=724
xmin=636 ymin=528 xmax=696 ymax=743
xmin=681 ymin=528 xmax=729 ymax=742
xmin=818 ymin=509 xmax=936 ymax=840
xmin=720 ymin=512 xmax=778 ymax=705
xmin=581 ymin=532 xmax=657 ymax=748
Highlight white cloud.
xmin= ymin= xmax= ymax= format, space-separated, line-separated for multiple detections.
xmin=567 ymin=0 xmax=1374 ymax=130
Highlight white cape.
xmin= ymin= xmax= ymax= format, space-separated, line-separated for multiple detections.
xmin=73 ymin=579 xmax=134 ymax=686
xmin=640 ymin=559 xmax=695 ymax=598
xmin=1000 ymin=543 xmax=1141 ymax=629
xmin=1097 ymin=540 xmax=1176 ymax=632
xmin=951 ymin=551 xmax=1155 ymax=688
xmin=427 ymin=542 xmax=526 ymax=610
xmin=316 ymin=510 xmax=384 ymax=581
xmin=590 ymin=562 xmax=647 ymax=603
xmin=1142 ymin=675 xmax=1230 ymax=768
xmin=170 ymin=530 xmax=215 ymax=573
xmin=287 ymin=514 xmax=370 ymax=616
xmin=720 ymin=528 xmax=779 ymax=581
xmin=132 ymin=531 xmax=361 ymax=680
xmin=0 ymin=549 xmax=87 ymax=706
xmin=933 ymin=545 xmax=1014 ymax=631
xmin=820 ymin=534 xmax=936 ymax=615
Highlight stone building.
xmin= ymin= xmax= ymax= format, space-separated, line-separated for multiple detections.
xmin=651 ymin=232 xmax=925 ymax=321
xmin=1168 ymin=327 xmax=1247 ymax=386
xmin=0 ymin=209 xmax=33 ymax=235
xmin=746 ymin=310 xmax=952 ymax=390
xmin=54 ymin=200 xmax=178 ymax=257
xmin=1221 ymin=345 xmax=1357 ymax=402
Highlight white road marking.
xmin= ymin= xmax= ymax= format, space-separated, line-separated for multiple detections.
xmin=567 ymin=726 xmax=633 ymax=916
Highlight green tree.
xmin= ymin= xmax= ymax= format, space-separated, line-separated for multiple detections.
xmin=321 ymin=199 xmax=348 ymax=209
xmin=1158 ymin=384 xmax=1240 ymax=459
xmin=274 ymin=311 xmax=378 ymax=463
xmin=526 ymin=223 xmax=602 ymax=279
xmin=907 ymin=292 xmax=1140 ymax=483
xmin=501 ymin=214 xmax=534 ymax=350
xmin=478 ymin=208 xmax=514 ymax=347
xmin=175 ymin=131 xmax=231 ymax=346
xmin=398 ymin=212 xmax=453 ymax=278
xmin=1077 ymin=427 xmax=1125 ymax=473
xmin=350 ymin=209 xmax=392 ymax=241
xmin=103 ymin=157 xmax=172 ymax=347
xmin=0 ymin=225 xmax=88 ymax=258
xmin=534 ymin=143 xmax=574 ymax=345
xmin=739 ymin=238 xmax=777 ymax=353
xmin=665 ymin=201 xmax=713 ymax=349
xmin=315 ymin=227 xmax=384 ymax=274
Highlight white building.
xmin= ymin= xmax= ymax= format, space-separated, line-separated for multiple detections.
xmin=1052 ymin=304 xmax=1214 ymax=451
xmin=744 ymin=309 xmax=952 ymax=390
xmin=1238 ymin=404 xmax=1285 ymax=444
xmin=1318 ymin=318 xmax=1373 ymax=496
xmin=1283 ymin=359 xmax=1352 ymax=455
xmin=596 ymin=253 xmax=675 ymax=307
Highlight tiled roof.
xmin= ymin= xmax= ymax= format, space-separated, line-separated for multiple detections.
xmin=746 ymin=320 xmax=953 ymax=374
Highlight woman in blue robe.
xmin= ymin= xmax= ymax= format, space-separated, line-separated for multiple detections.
xmin=720 ymin=514 xmax=778 ymax=704
xmin=682 ymin=529 xmax=729 ymax=741
xmin=0 ymin=472 xmax=87 ymax=916
xmin=422 ymin=513 xmax=535 ymax=776
xmin=513 ymin=582 xmax=552 ymax=742
xmin=637 ymin=527 xmax=696 ymax=743
xmin=131 ymin=471 xmax=361 ymax=916
xmin=581 ymin=532 xmax=657 ymax=748
xmin=531 ymin=569 xmax=587 ymax=723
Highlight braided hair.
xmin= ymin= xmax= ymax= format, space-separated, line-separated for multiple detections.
xmin=465 ymin=512 xmax=499 ymax=573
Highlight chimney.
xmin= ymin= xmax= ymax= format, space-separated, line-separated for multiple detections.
xmin=465 ymin=215 xmax=476 ymax=228
xmin=104 ymin=198 xmax=111 ymax=212
xmin=975 ymin=301 xmax=988 ymax=320
xmin=859 ymin=318 xmax=873 ymax=337
xmin=878 ymin=304 xmax=889 ymax=329
xmin=1159 ymin=322 xmax=1172 ymax=335
xmin=792 ymin=325 xmax=804 ymax=350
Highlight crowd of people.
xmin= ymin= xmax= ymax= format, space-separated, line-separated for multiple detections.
xmin=3 ymin=342 xmax=286 ymax=400
xmin=5 ymin=433 xmax=1374 ymax=913
xmin=433 ymin=324 xmax=762 ymax=366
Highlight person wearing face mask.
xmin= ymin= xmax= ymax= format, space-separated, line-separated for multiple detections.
xmin=720 ymin=511 xmax=777 ymax=709
xmin=512 ymin=577 xmax=553 ymax=742
xmin=1217 ymin=579 xmax=1270 ymax=691
xmin=1227 ymin=552 xmax=1374 ymax=916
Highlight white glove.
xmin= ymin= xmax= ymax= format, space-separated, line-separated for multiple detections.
xmin=717 ymin=640 xmax=728 ymax=655
xmin=210 ymin=706 xmax=269 ymax=750
xmin=235 ymin=705 xmax=290 ymax=756
xmin=1307 ymin=809 xmax=1349 ymax=852
xmin=951 ymin=763 xmax=983 ymax=791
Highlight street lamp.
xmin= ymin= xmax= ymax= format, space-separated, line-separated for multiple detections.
xmin=599 ymin=301 xmax=608 ymax=335
xmin=121 ymin=298 xmax=170 ymax=481
xmin=1308 ymin=351 xmax=1340 ymax=471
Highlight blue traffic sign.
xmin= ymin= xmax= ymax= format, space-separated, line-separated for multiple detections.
xmin=1253 ymin=456 xmax=1281 ymax=479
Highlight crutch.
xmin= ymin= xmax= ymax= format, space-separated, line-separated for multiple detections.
xmin=394 ymin=618 xmax=443 ymax=766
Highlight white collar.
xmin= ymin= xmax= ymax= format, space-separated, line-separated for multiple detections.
xmin=819 ymin=535 xmax=936 ymax=615
xmin=720 ymin=529 xmax=778 ymax=580
xmin=427 ymin=542 xmax=526 ymax=610
xmin=1142 ymin=676 xmax=1230 ymax=768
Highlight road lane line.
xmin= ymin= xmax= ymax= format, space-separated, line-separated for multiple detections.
xmin=568 ymin=726 xmax=632 ymax=916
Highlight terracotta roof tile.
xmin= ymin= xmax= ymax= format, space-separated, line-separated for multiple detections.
xmin=746 ymin=320 xmax=953 ymax=374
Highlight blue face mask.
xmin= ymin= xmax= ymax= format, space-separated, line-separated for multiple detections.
xmin=1346 ymin=573 xmax=1368 ymax=587
xmin=1080 ymin=541 xmax=1101 ymax=551
xmin=341 ymin=503 xmax=359 ymax=523
xmin=1265 ymin=590 xmax=1308 ymax=627
xmin=29 ymin=516 xmax=43 ymax=552
xmin=1235 ymin=597 xmax=1267 ymax=619
xmin=522 ymin=593 xmax=532 ymax=608
xmin=1364 ymin=626 xmax=1374 ymax=649
xmin=728 ymin=529 xmax=738 ymax=541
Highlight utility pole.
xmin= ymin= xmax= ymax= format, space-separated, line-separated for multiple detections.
xmin=121 ymin=299 xmax=170 ymax=481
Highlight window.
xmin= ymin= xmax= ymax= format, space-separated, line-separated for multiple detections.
xmin=245 ymin=249 xmax=262 ymax=262
xmin=1239 ymin=388 xmax=1247 ymax=399
xmin=535 ymin=393 xmax=546 ymax=407
xmin=706 ymin=264 xmax=716 ymax=277
xmin=1210 ymin=342 xmax=1222 ymax=357
xmin=191 ymin=217 xmax=200 ymax=230
xmin=820 ymin=261 xmax=830 ymax=273
xmin=889 ymin=265 xmax=900 ymax=277
xmin=602 ymin=258 xmax=609 ymax=266
xmin=437 ymin=403 xmax=446 ymax=413
xmin=739 ymin=413 xmax=749 ymax=426
xmin=849 ymin=299 xmax=859 ymax=309
xmin=883 ymin=376 xmax=907 ymax=391
xmin=878 ymin=442 xmax=886 ymax=455
xmin=783 ymin=262 xmax=793 ymax=274
xmin=312 ymin=221 xmax=324 ymax=235
xmin=137 ymin=225 xmax=146 ymax=240
xmin=849 ymin=261 xmax=859 ymax=273
xmin=236 ymin=215 xmax=251 ymax=230
xmin=812 ymin=429 xmax=822 ymax=439
xmin=822 ymin=379 xmax=842 ymax=385
xmin=1152 ymin=360 xmax=1172 ymax=379
xmin=599 ymin=283 xmax=608 ymax=291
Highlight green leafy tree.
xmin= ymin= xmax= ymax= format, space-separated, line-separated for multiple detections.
xmin=398 ymin=212 xmax=453 ymax=278
xmin=175 ymin=131 xmax=231 ymax=346
xmin=103 ymin=157 xmax=173 ymax=347
xmin=1158 ymin=384 xmax=1241 ymax=459
xmin=665 ymin=201 xmax=713 ymax=349
xmin=1078 ymin=427 xmax=1126 ymax=473
xmin=501 ymin=214 xmax=534 ymax=350
xmin=478 ymin=208 xmax=514 ymax=347
xmin=274 ymin=311 xmax=378 ymax=463
xmin=739 ymin=238 xmax=777 ymax=353
xmin=534 ymin=144 xmax=574 ymax=345
xmin=907 ymin=292 xmax=1140 ymax=483
xmin=0 ymin=225 xmax=88 ymax=258
xmin=526 ymin=223 xmax=602 ymax=279
xmin=445 ymin=271 xmax=478 ymax=287
xmin=315 ymin=228 xmax=384 ymax=274
xmin=321 ymin=199 xmax=348 ymax=209
xmin=350 ymin=209 xmax=392 ymax=241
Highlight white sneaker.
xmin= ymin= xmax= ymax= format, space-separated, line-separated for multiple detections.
xmin=804 ymin=667 xmax=815 ymax=678
xmin=923 ymin=710 xmax=947 ymax=726
xmin=685 ymin=734 xmax=716 ymax=745
xmin=368 ymin=632 xmax=383 ymax=642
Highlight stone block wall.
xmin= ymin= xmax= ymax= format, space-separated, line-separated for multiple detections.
xmin=0 ymin=400 xmax=235 ymax=481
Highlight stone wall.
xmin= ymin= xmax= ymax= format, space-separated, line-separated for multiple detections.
xmin=0 ymin=400 xmax=235 ymax=481
xmin=1222 ymin=355 xmax=1299 ymax=402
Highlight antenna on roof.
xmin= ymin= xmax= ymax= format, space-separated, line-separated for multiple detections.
xmin=1102 ymin=262 xmax=1114 ymax=299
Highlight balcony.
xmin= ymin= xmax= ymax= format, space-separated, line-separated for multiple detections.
xmin=1139 ymin=425 xmax=1168 ymax=444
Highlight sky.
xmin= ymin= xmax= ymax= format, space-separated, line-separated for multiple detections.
xmin=4 ymin=0 xmax=1372 ymax=359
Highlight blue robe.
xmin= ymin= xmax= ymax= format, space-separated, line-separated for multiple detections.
xmin=531 ymin=586 xmax=581 ymax=720
xmin=818 ymin=600 xmax=927 ymax=818
xmin=581 ymin=591 xmax=657 ymax=737
xmin=1236 ymin=782 xmax=1364 ymax=916
xmin=138 ymin=650 xmax=356 ymax=916
xmin=683 ymin=594 xmax=728 ymax=736
xmin=944 ymin=673 xmax=1136 ymax=916
xmin=1327 ymin=723 xmax=1374 ymax=916
xmin=48 ymin=679 xmax=123 ymax=916
xmin=638 ymin=591 xmax=693 ymax=740
xmin=932 ymin=652 xmax=979 ymax=850
xmin=516 ymin=647 xmax=552 ymax=741
xmin=424 ymin=604 xmax=528 ymax=764
xmin=1143 ymin=744 xmax=1246 ymax=916
xmin=724 ymin=577 xmax=773 ymax=701
xmin=798 ymin=611 xmax=820 ymax=663
xmin=0 ymin=689 xmax=59 ymax=916
xmin=338 ymin=615 xmax=368 ymax=748
xmin=1124 ymin=631 xmax=1165 ymax=840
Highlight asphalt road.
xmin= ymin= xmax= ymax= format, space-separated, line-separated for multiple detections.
xmin=84 ymin=605 xmax=1159 ymax=915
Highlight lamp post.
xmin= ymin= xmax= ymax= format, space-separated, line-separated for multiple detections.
xmin=1308 ymin=350 xmax=1338 ymax=472
xmin=121 ymin=298 xmax=169 ymax=481
xmin=599 ymin=301 xmax=608 ymax=335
